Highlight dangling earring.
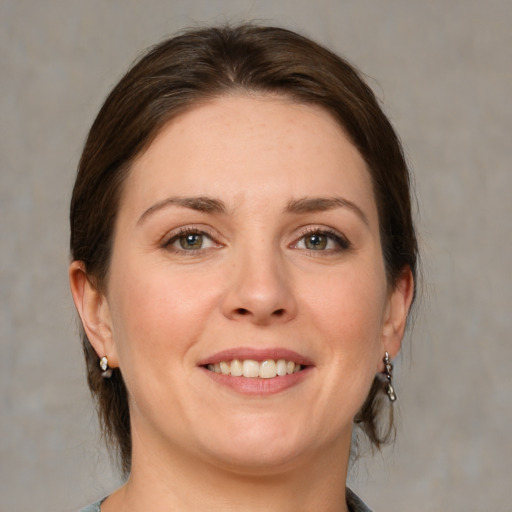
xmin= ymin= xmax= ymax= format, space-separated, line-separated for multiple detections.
xmin=383 ymin=351 xmax=397 ymax=402
xmin=100 ymin=356 xmax=113 ymax=378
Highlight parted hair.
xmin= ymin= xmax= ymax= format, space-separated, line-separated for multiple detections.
xmin=70 ymin=24 xmax=418 ymax=475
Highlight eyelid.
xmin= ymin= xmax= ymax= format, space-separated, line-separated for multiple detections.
xmin=161 ymin=225 xmax=223 ymax=252
xmin=291 ymin=226 xmax=351 ymax=251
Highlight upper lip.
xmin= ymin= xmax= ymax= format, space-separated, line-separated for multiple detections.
xmin=197 ymin=347 xmax=314 ymax=367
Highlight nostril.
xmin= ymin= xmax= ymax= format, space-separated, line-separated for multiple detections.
xmin=232 ymin=307 xmax=287 ymax=319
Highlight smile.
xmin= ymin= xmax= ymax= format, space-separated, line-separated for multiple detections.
xmin=206 ymin=359 xmax=302 ymax=379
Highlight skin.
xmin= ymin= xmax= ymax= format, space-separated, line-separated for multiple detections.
xmin=70 ymin=95 xmax=413 ymax=511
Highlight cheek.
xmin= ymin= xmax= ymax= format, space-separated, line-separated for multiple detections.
xmin=303 ymin=265 xmax=388 ymax=344
xmin=107 ymin=264 xmax=221 ymax=364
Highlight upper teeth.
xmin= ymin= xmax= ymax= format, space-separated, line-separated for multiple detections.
xmin=207 ymin=359 xmax=301 ymax=379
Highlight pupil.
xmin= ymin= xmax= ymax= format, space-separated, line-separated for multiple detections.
xmin=306 ymin=234 xmax=327 ymax=250
xmin=180 ymin=233 xmax=202 ymax=249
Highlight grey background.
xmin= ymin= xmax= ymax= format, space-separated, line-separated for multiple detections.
xmin=1 ymin=1 xmax=511 ymax=511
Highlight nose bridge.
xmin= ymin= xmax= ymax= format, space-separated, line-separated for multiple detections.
xmin=222 ymin=236 xmax=297 ymax=324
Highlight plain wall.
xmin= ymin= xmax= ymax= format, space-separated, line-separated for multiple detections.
xmin=1 ymin=1 xmax=511 ymax=510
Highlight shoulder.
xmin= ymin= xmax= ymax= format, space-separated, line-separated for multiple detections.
xmin=78 ymin=499 xmax=103 ymax=512
xmin=346 ymin=488 xmax=373 ymax=512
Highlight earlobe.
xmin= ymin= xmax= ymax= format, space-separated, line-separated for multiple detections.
xmin=381 ymin=268 xmax=414 ymax=360
xmin=69 ymin=261 xmax=119 ymax=368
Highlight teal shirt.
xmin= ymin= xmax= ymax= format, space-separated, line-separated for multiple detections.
xmin=80 ymin=489 xmax=372 ymax=511
xmin=79 ymin=502 xmax=101 ymax=512
xmin=79 ymin=498 xmax=105 ymax=512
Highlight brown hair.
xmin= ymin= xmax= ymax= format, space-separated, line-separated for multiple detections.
xmin=70 ymin=24 xmax=418 ymax=474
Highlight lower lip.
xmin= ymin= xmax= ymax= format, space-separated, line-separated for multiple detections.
xmin=200 ymin=367 xmax=312 ymax=396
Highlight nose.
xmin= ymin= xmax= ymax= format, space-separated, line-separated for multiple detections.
xmin=221 ymin=249 xmax=298 ymax=325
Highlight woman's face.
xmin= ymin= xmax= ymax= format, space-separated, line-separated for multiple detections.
xmin=88 ymin=95 xmax=409 ymax=473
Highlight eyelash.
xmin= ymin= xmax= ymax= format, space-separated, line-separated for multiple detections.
xmin=292 ymin=227 xmax=351 ymax=253
xmin=162 ymin=226 xmax=351 ymax=255
xmin=162 ymin=226 xmax=219 ymax=254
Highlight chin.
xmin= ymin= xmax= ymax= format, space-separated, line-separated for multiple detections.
xmin=205 ymin=442 xmax=305 ymax=475
xmin=194 ymin=416 xmax=325 ymax=474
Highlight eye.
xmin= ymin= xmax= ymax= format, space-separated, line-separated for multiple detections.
xmin=164 ymin=228 xmax=218 ymax=253
xmin=177 ymin=233 xmax=206 ymax=250
xmin=293 ymin=229 xmax=350 ymax=252
xmin=302 ymin=233 xmax=330 ymax=250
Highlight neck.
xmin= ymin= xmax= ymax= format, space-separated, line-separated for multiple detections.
xmin=103 ymin=427 xmax=352 ymax=512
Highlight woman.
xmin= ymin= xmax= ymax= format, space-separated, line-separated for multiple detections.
xmin=69 ymin=24 xmax=417 ymax=512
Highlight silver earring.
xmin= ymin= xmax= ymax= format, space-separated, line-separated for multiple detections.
xmin=100 ymin=356 xmax=113 ymax=378
xmin=383 ymin=351 xmax=397 ymax=402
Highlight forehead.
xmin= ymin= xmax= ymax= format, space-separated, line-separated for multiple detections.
xmin=121 ymin=94 xmax=377 ymax=220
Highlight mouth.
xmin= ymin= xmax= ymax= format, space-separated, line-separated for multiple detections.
xmin=204 ymin=358 xmax=303 ymax=379
xmin=198 ymin=348 xmax=313 ymax=393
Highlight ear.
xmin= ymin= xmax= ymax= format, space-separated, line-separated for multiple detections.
xmin=380 ymin=267 xmax=414 ymax=361
xmin=69 ymin=261 xmax=119 ymax=368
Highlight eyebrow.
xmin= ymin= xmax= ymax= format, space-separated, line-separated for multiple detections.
xmin=137 ymin=194 xmax=368 ymax=226
xmin=137 ymin=196 xmax=227 ymax=225
xmin=285 ymin=196 xmax=369 ymax=226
